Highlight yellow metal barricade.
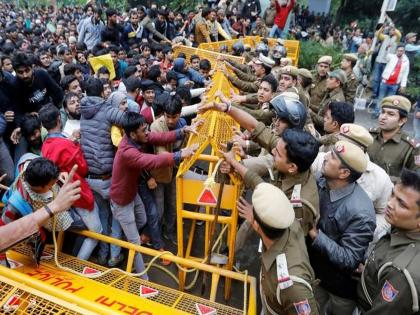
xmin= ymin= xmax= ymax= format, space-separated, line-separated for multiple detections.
xmin=198 ymin=36 xmax=300 ymax=66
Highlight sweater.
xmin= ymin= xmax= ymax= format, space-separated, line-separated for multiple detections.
xmin=110 ymin=133 xmax=181 ymax=206
xmin=274 ymin=0 xmax=295 ymax=29
xmin=41 ymin=134 xmax=94 ymax=210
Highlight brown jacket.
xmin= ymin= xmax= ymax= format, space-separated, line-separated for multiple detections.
xmin=194 ymin=16 xmax=211 ymax=44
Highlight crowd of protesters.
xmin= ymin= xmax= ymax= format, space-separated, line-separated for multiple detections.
xmin=0 ymin=0 xmax=419 ymax=314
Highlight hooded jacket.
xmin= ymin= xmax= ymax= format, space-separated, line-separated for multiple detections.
xmin=80 ymin=96 xmax=126 ymax=175
xmin=172 ymin=58 xmax=206 ymax=87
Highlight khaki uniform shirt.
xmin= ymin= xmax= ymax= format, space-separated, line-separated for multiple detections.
xmin=368 ymin=128 xmax=420 ymax=182
xmin=318 ymin=133 xmax=340 ymax=153
xmin=343 ymin=70 xmax=359 ymax=104
xmin=357 ymin=230 xmax=420 ymax=315
xmin=244 ymin=122 xmax=320 ymax=235
xmin=309 ymin=74 xmax=328 ymax=113
xmin=310 ymin=87 xmax=345 ymax=130
xmin=260 ymin=221 xmax=319 ymax=315
xmin=227 ymin=73 xmax=260 ymax=93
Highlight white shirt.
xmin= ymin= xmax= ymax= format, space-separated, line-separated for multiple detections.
xmin=62 ymin=119 xmax=80 ymax=138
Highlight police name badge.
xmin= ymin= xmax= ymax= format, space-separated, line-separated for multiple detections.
xmin=276 ymin=254 xmax=293 ymax=289
xmin=290 ymin=184 xmax=302 ymax=208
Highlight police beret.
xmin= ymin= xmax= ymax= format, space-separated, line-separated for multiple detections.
xmin=328 ymin=69 xmax=347 ymax=84
xmin=339 ymin=123 xmax=373 ymax=149
xmin=342 ymin=53 xmax=358 ymax=62
xmin=381 ymin=95 xmax=411 ymax=114
xmin=252 ymin=183 xmax=295 ymax=229
xmin=280 ymin=65 xmax=298 ymax=78
xmin=298 ymin=68 xmax=313 ymax=81
xmin=317 ymin=55 xmax=332 ymax=65
xmin=333 ymin=140 xmax=367 ymax=173
xmin=253 ymin=53 xmax=275 ymax=68
xmin=280 ymin=57 xmax=292 ymax=66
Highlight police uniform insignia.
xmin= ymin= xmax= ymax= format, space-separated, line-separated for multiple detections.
xmin=381 ymin=280 xmax=399 ymax=302
xmin=293 ymin=299 xmax=311 ymax=315
xmin=335 ymin=143 xmax=345 ymax=153
xmin=276 ymin=254 xmax=293 ymax=289
xmin=290 ymin=184 xmax=302 ymax=208
xmin=342 ymin=125 xmax=350 ymax=134
xmin=393 ymin=99 xmax=400 ymax=106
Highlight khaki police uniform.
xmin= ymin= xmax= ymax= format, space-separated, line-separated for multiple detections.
xmin=358 ymin=230 xmax=420 ymax=315
xmin=343 ymin=70 xmax=358 ymax=105
xmin=251 ymin=183 xmax=319 ymax=315
xmin=310 ymin=86 xmax=346 ymax=130
xmin=309 ymin=57 xmax=331 ymax=113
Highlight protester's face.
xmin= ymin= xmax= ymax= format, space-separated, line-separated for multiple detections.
xmin=143 ymin=48 xmax=151 ymax=58
xmin=396 ymin=47 xmax=405 ymax=58
xmin=110 ymin=51 xmax=118 ymax=65
xmin=28 ymin=129 xmax=42 ymax=149
xmin=271 ymin=138 xmax=292 ymax=174
xmin=2 ymin=58 xmax=13 ymax=72
xmin=109 ymin=14 xmax=117 ymax=25
xmin=191 ymin=59 xmax=200 ymax=70
xmin=68 ymin=79 xmax=82 ymax=95
xmin=74 ymin=69 xmax=83 ymax=81
xmin=317 ymin=62 xmax=329 ymax=76
xmin=168 ymin=79 xmax=177 ymax=91
xmin=118 ymin=50 xmax=127 ymax=61
xmin=385 ymin=183 xmax=420 ymax=231
xmin=279 ymin=74 xmax=295 ymax=92
xmin=65 ymin=96 xmax=81 ymax=119
xmin=130 ymin=13 xmax=139 ymax=25
xmin=188 ymin=34 xmax=195 ymax=43
xmin=166 ymin=51 xmax=174 ymax=61
xmin=86 ymin=7 xmax=93 ymax=16
xmin=323 ymin=109 xmax=337 ymax=134
xmin=132 ymin=123 xmax=149 ymax=144
xmin=63 ymin=51 xmax=73 ymax=63
xmin=15 ymin=65 xmax=33 ymax=84
xmin=77 ymin=53 xmax=86 ymax=64
xmin=257 ymin=81 xmax=273 ymax=103
xmin=119 ymin=99 xmax=128 ymax=112
xmin=379 ymin=107 xmax=406 ymax=131
xmin=252 ymin=63 xmax=265 ymax=77
xmin=143 ymin=89 xmax=155 ymax=104
xmin=208 ymin=11 xmax=216 ymax=22
xmin=134 ymin=66 xmax=142 ymax=78
xmin=102 ymin=83 xmax=112 ymax=99
xmin=199 ymin=68 xmax=210 ymax=79
xmin=98 ymin=73 xmax=110 ymax=80
xmin=164 ymin=113 xmax=180 ymax=130
xmin=326 ymin=76 xmax=339 ymax=90
xmin=30 ymin=178 xmax=57 ymax=194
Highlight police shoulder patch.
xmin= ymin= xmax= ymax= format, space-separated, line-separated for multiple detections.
xmin=381 ymin=280 xmax=399 ymax=302
xmin=293 ymin=299 xmax=311 ymax=315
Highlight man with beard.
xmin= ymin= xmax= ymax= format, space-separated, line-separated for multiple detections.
xmin=101 ymin=8 xmax=122 ymax=47
xmin=368 ymin=96 xmax=420 ymax=182
xmin=309 ymin=55 xmax=332 ymax=113
xmin=122 ymin=9 xmax=142 ymax=51
xmin=12 ymin=52 xmax=64 ymax=136
xmin=62 ymin=92 xmax=81 ymax=141
xmin=61 ymin=75 xmax=83 ymax=96
xmin=20 ymin=114 xmax=44 ymax=156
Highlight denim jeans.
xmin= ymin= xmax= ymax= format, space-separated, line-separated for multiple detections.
xmin=269 ymin=24 xmax=283 ymax=38
xmin=75 ymin=202 xmax=102 ymax=261
xmin=371 ymin=62 xmax=386 ymax=98
xmin=374 ymin=81 xmax=399 ymax=115
xmin=86 ymin=178 xmax=122 ymax=260
xmin=138 ymin=180 xmax=164 ymax=250
xmin=111 ymin=195 xmax=148 ymax=280
xmin=154 ymin=179 xmax=176 ymax=235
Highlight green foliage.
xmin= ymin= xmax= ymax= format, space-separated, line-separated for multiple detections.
xmin=298 ymin=40 xmax=343 ymax=70
xmin=406 ymin=55 xmax=420 ymax=101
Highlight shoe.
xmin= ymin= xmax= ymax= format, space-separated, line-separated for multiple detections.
xmin=140 ymin=234 xmax=152 ymax=246
xmin=159 ymin=248 xmax=171 ymax=266
xmin=108 ymin=253 xmax=124 ymax=267
xmin=163 ymin=232 xmax=178 ymax=246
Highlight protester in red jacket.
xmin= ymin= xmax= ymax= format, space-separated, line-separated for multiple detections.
xmin=110 ymin=112 xmax=197 ymax=275
xmin=39 ymin=104 xmax=102 ymax=262
xmin=269 ymin=0 xmax=295 ymax=38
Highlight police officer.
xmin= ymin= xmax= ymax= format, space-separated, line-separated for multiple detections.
xmin=297 ymin=68 xmax=313 ymax=111
xmin=368 ymin=95 xmax=420 ymax=182
xmin=340 ymin=53 xmax=360 ymax=104
xmin=221 ymin=181 xmax=319 ymax=314
xmin=310 ymin=69 xmax=346 ymax=131
xmin=222 ymin=53 xmax=275 ymax=93
xmin=308 ymin=141 xmax=376 ymax=315
xmin=358 ymin=168 xmax=420 ymax=315
xmin=311 ymin=123 xmax=393 ymax=243
xmin=309 ymin=55 xmax=332 ymax=113
xmin=208 ymin=97 xmax=320 ymax=237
